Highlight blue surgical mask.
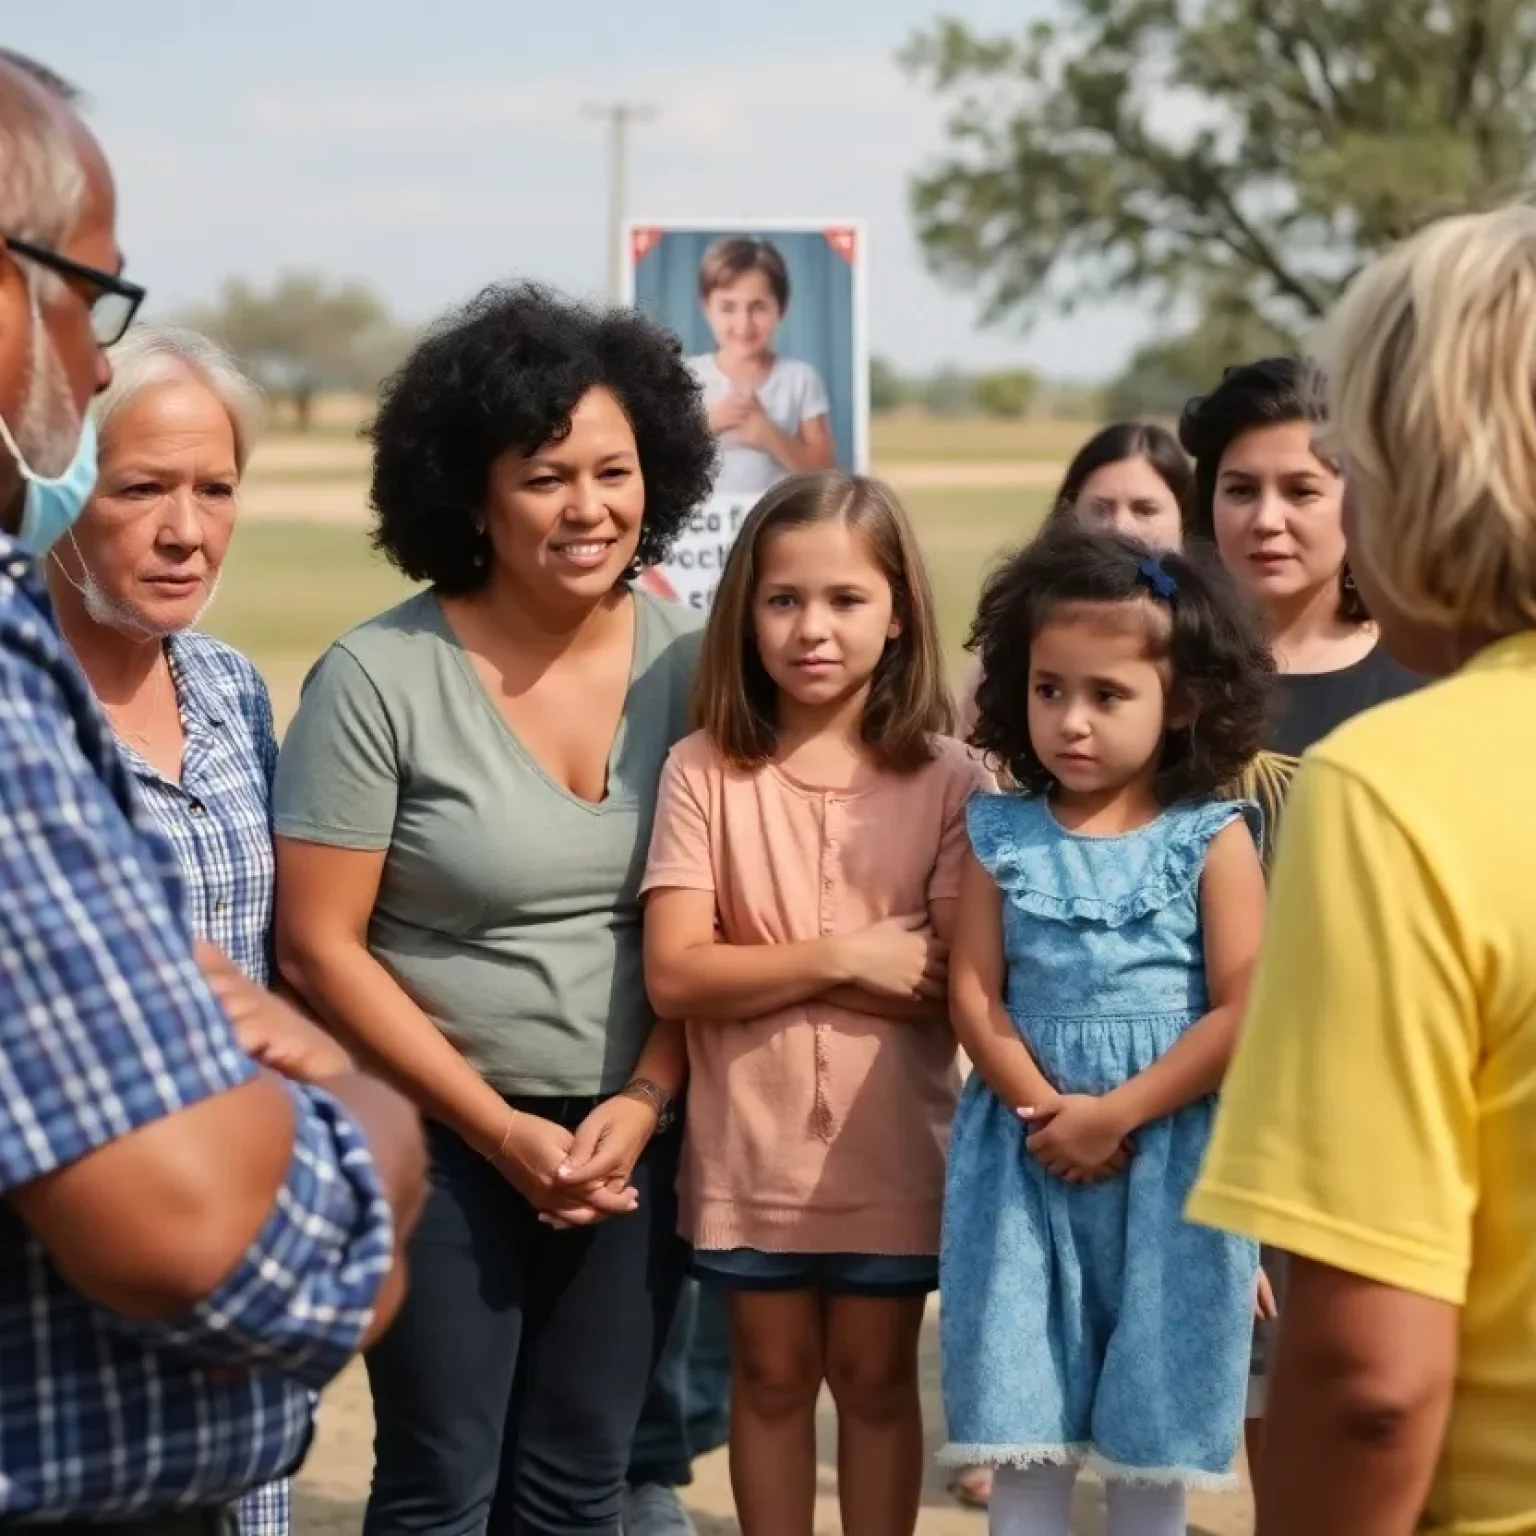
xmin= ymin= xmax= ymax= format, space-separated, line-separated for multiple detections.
xmin=0 ymin=410 xmax=98 ymax=557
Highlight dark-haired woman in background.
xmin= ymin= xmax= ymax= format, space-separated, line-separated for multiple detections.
xmin=955 ymin=420 xmax=1192 ymax=762
xmin=1179 ymin=357 xmax=1421 ymax=826
xmin=1040 ymin=418 xmax=1193 ymax=547
xmin=1177 ymin=356 xmax=1422 ymax=1474
xmin=271 ymin=284 xmax=718 ymax=1536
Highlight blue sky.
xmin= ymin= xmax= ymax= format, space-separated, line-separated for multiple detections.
xmin=12 ymin=0 xmax=1157 ymax=377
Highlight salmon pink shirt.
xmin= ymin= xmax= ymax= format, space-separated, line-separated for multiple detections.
xmin=642 ymin=731 xmax=991 ymax=1256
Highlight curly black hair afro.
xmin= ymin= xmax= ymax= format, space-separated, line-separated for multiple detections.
xmin=368 ymin=282 xmax=718 ymax=593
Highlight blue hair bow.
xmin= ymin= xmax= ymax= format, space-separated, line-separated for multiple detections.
xmin=1137 ymin=555 xmax=1178 ymax=601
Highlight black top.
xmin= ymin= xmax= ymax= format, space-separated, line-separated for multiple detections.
xmin=1266 ymin=643 xmax=1425 ymax=760
xmin=1237 ymin=642 xmax=1425 ymax=867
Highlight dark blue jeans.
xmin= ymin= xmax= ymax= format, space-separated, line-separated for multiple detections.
xmin=627 ymin=1278 xmax=732 ymax=1489
xmin=363 ymin=1101 xmax=688 ymax=1536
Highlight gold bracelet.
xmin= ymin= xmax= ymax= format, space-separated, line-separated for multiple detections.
xmin=487 ymin=1110 xmax=518 ymax=1163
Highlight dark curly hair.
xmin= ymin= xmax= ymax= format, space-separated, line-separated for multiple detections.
xmin=1178 ymin=356 xmax=1368 ymax=623
xmin=368 ymin=282 xmax=718 ymax=593
xmin=967 ymin=524 xmax=1274 ymax=803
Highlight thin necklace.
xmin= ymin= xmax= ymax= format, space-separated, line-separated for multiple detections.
xmin=107 ymin=654 xmax=175 ymax=751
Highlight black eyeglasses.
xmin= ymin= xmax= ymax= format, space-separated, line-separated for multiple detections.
xmin=4 ymin=236 xmax=146 ymax=347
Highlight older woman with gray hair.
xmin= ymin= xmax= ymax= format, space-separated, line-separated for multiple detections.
xmin=46 ymin=322 xmax=289 ymax=1536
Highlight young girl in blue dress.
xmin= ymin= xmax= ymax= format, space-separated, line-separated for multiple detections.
xmin=941 ymin=526 xmax=1272 ymax=1536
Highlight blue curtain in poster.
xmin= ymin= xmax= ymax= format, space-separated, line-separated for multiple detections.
xmin=631 ymin=229 xmax=856 ymax=472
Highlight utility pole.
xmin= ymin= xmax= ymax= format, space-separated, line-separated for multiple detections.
xmin=583 ymin=101 xmax=657 ymax=301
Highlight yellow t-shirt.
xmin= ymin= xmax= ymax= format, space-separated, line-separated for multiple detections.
xmin=1188 ymin=631 xmax=1536 ymax=1536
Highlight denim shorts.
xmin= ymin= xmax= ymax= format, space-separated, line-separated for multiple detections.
xmin=692 ymin=1247 xmax=938 ymax=1297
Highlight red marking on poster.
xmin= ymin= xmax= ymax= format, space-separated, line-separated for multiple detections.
xmin=824 ymin=226 xmax=858 ymax=263
xmin=630 ymin=227 xmax=663 ymax=263
xmin=637 ymin=565 xmax=679 ymax=602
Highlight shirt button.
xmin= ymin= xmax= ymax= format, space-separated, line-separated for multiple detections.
xmin=190 ymin=800 xmax=207 ymax=816
xmin=215 ymin=898 xmax=229 ymax=914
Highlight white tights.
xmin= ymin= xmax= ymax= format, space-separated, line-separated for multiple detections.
xmin=989 ymin=1464 xmax=1187 ymax=1536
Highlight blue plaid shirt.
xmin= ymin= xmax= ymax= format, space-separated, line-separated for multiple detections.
xmin=120 ymin=632 xmax=278 ymax=988
xmin=0 ymin=536 xmax=395 ymax=1521
xmin=113 ymin=634 xmax=288 ymax=1536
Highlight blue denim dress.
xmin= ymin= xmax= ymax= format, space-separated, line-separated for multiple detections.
xmin=939 ymin=793 xmax=1260 ymax=1489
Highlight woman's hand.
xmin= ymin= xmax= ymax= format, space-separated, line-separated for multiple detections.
xmin=197 ymin=939 xmax=353 ymax=1082
xmin=493 ymin=1112 xmax=639 ymax=1228
xmin=1255 ymin=1266 xmax=1279 ymax=1322
xmin=543 ymin=1094 xmax=660 ymax=1228
xmin=835 ymin=915 xmax=949 ymax=1003
xmin=1021 ymin=1095 xmax=1133 ymax=1182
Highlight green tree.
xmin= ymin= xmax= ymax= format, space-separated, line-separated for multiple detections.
xmin=973 ymin=367 xmax=1040 ymax=418
xmin=184 ymin=273 xmax=411 ymax=431
xmin=869 ymin=354 xmax=907 ymax=412
xmin=919 ymin=367 xmax=978 ymax=416
xmin=903 ymin=2 xmax=1536 ymax=337
xmin=1108 ymin=303 xmax=1293 ymax=418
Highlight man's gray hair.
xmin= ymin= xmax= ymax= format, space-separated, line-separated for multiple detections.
xmin=93 ymin=325 xmax=266 ymax=476
xmin=0 ymin=50 xmax=86 ymax=249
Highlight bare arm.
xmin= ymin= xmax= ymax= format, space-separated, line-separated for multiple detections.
xmin=630 ymin=1016 xmax=688 ymax=1098
xmin=645 ymin=887 xmax=945 ymax=1022
xmin=823 ymin=895 xmax=958 ymax=1022
xmin=949 ymin=851 xmax=1056 ymax=1108
xmin=274 ymin=838 xmax=516 ymax=1158
xmin=11 ymin=1074 xmax=304 ymax=1317
xmin=1105 ymin=820 xmax=1266 ymax=1131
xmin=775 ymin=412 xmax=836 ymax=472
xmin=645 ymin=887 xmax=853 ymax=1020
xmin=1257 ymin=1260 xmax=1456 ymax=1536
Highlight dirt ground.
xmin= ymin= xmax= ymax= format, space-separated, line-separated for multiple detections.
xmin=294 ymin=1303 xmax=1253 ymax=1536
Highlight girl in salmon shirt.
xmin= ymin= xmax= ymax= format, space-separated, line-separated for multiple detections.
xmin=642 ymin=469 xmax=990 ymax=1536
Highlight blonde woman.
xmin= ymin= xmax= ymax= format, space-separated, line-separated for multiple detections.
xmin=1190 ymin=204 xmax=1536 ymax=1534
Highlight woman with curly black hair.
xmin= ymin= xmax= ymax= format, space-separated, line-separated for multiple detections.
xmin=941 ymin=524 xmax=1271 ymax=1536
xmin=270 ymin=283 xmax=717 ymax=1536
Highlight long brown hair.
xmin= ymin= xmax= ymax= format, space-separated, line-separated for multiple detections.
xmin=693 ymin=471 xmax=954 ymax=771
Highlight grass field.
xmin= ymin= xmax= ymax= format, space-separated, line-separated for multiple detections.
xmin=211 ymin=481 xmax=1053 ymax=726
xmin=870 ymin=411 xmax=1103 ymax=463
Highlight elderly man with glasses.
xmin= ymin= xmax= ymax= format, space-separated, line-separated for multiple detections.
xmin=0 ymin=51 xmax=428 ymax=1536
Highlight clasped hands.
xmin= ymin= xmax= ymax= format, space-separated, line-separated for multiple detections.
xmin=492 ymin=1094 xmax=660 ymax=1232
xmin=1018 ymin=1093 xmax=1134 ymax=1184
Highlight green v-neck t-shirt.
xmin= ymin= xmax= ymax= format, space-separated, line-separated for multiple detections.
xmin=272 ymin=587 xmax=703 ymax=1097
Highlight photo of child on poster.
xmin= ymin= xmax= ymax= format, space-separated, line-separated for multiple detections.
xmin=625 ymin=221 xmax=868 ymax=610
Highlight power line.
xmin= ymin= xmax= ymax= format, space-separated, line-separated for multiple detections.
xmin=583 ymin=101 xmax=658 ymax=302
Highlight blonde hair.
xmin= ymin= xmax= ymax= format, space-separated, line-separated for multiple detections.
xmin=693 ymin=470 xmax=953 ymax=771
xmin=92 ymin=324 xmax=265 ymax=475
xmin=1318 ymin=203 xmax=1536 ymax=637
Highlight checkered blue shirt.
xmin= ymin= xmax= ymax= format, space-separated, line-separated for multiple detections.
xmin=114 ymin=633 xmax=288 ymax=1536
xmin=119 ymin=632 xmax=279 ymax=989
xmin=0 ymin=536 xmax=395 ymax=1521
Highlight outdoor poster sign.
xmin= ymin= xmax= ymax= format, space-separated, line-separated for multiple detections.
xmin=624 ymin=219 xmax=869 ymax=611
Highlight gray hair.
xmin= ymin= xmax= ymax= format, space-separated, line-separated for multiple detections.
xmin=0 ymin=50 xmax=85 ymax=249
xmin=93 ymin=325 xmax=266 ymax=475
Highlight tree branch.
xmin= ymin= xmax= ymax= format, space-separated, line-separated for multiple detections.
xmin=1450 ymin=0 xmax=1490 ymax=125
